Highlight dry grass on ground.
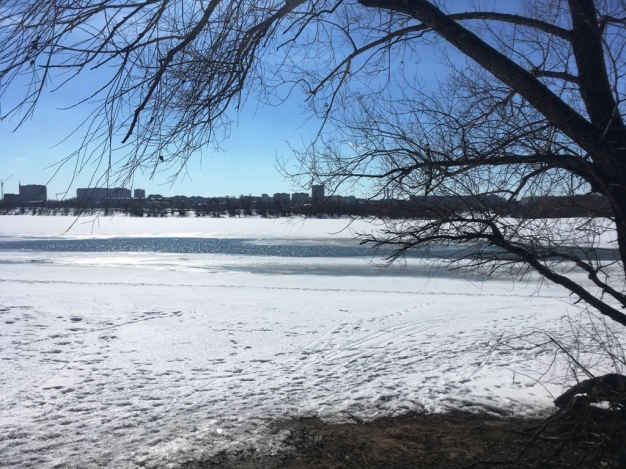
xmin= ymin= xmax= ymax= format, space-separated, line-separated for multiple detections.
xmin=184 ymin=411 xmax=611 ymax=469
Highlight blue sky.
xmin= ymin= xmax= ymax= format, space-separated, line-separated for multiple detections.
xmin=0 ymin=1 xmax=494 ymax=200
xmin=1 ymin=82 xmax=321 ymax=199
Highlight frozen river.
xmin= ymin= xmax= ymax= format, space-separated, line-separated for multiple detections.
xmin=0 ymin=215 xmax=603 ymax=468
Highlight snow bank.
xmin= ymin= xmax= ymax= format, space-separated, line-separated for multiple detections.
xmin=0 ymin=214 xmax=380 ymax=241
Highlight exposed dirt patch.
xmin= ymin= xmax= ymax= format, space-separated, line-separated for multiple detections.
xmin=184 ymin=411 xmax=609 ymax=469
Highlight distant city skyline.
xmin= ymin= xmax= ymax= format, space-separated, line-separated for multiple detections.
xmin=1 ymin=182 xmax=325 ymax=203
xmin=70 ymin=186 xmax=323 ymax=203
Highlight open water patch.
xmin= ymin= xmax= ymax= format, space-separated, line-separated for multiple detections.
xmin=0 ymin=237 xmax=370 ymax=257
xmin=0 ymin=237 xmax=618 ymax=260
xmin=0 ymin=237 xmax=456 ymax=258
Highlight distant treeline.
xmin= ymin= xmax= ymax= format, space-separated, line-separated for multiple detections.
xmin=0 ymin=193 xmax=612 ymax=219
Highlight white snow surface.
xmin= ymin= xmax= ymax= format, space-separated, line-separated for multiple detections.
xmin=0 ymin=213 xmax=379 ymax=241
xmin=0 ymin=215 xmax=615 ymax=468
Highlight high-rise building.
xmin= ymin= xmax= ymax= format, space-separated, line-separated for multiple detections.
xmin=311 ymin=184 xmax=325 ymax=203
xmin=76 ymin=187 xmax=131 ymax=204
xmin=292 ymin=192 xmax=309 ymax=204
xmin=19 ymin=184 xmax=47 ymax=202
xmin=134 ymin=189 xmax=146 ymax=199
xmin=273 ymin=193 xmax=290 ymax=203
xmin=3 ymin=194 xmax=19 ymax=206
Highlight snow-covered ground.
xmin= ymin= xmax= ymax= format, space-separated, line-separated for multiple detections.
xmin=0 ymin=215 xmax=612 ymax=468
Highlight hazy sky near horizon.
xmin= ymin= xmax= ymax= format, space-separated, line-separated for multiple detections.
xmin=0 ymin=0 xmax=503 ymax=200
